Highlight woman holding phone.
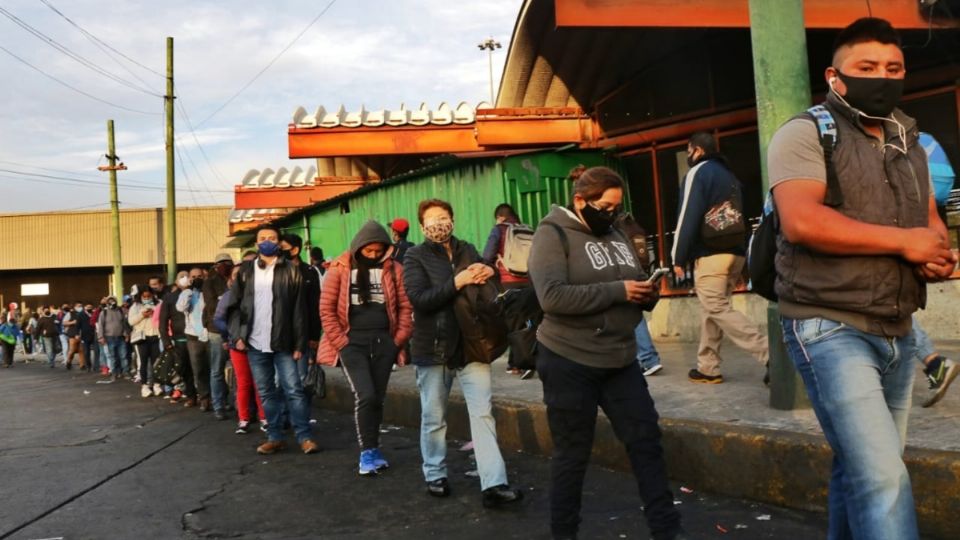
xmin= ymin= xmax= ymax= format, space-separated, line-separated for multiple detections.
xmin=528 ymin=166 xmax=685 ymax=540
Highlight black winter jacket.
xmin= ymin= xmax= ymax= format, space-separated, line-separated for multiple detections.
xmin=402 ymin=236 xmax=482 ymax=367
xmin=201 ymin=272 xmax=228 ymax=334
xmin=159 ymin=286 xmax=187 ymax=349
xmin=227 ymin=258 xmax=306 ymax=354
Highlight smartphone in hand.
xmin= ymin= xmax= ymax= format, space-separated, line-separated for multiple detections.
xmin=646 ymin=267 xmax=670 ymax=285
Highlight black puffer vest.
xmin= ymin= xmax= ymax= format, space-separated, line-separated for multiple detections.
xmin=775 ymin=95 xmax=929 ymax=321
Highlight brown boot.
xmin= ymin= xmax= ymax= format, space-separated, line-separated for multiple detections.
xmin=300 ymin=439 xmax=320 ymax=455
xmin=257 ymin=440 xmax=285 ymax=455
xmin=183 ymin=397 xmax=197 ymax=408
xmin=199 ymin=398 xmax=211 ymax=412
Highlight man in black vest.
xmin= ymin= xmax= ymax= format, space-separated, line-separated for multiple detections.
xmin=769 ymin=18 xmax=956 ymax=540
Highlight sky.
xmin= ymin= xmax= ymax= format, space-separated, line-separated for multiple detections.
xmin=0 ymin=0 xmax=523 ymax=213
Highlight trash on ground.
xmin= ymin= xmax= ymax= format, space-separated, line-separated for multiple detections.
xmin=680 ymin=486 xmax=694 ymax=494
xmin=756 ymin=514 xmax=772 ymax=521
xmin=716 ymin=524 xmax=729 ymax=533
xmin=735 ymin=524 xmax=748 ymax=529
xmin=673 ymin=500 xmax=682 ymax=505
xmin=83 ymin=390 xmax=91 ymax=395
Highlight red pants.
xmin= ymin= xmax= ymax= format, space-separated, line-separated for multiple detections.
xmin=230 ymin=349 xmax=265 ymax=423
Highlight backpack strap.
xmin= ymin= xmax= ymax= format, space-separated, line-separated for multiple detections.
xmin=805 ymin=105 xmax=844 ymax=208
xmin=545 ymin=223 xmax=569 ymax=257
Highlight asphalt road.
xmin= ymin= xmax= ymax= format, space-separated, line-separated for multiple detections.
xmin=0 ymin=360 xmax=826 ymax=539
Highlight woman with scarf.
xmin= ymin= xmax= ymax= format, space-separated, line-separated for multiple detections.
xmin=402 ymin=199 xmax=523 ymax=508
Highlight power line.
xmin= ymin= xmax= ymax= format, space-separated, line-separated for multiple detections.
xmin=175 ymin=94 xmax=229 ymax=186
xmin=0 ymin=168 xmax=232 ymax=193
xmin=195 ymin=0 xmax=337 ymax=127
xmin=0 ymin=44 xmax=161 ymax=115
xmin=172 ymin=143 xmax=225 ymax=245
xmin=0 ymin=6 xmax=161 ymax=97
xmin=38 ymin=0 xmax=165 ymax=79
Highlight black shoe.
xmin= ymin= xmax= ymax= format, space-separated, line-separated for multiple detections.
xmin=481 ymin=484 xmax=523 ymax=508
xmin=426 ymin=478 xmax=450 ymax=498
xmin=688 ymin=369 xmax=723 ymax=384
xmin=214 ymin=411 xmax=227 ymax=421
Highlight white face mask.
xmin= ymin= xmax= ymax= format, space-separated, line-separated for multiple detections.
xmin=177 ymin=276 xmax=190 ymax=288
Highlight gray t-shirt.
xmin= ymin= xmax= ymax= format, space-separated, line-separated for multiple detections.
xmin=768 ymin=118 xmax=827 ymax=190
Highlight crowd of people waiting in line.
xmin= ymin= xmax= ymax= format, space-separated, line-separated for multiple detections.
xmin=2 ymin=18 xmax=960 ymax=540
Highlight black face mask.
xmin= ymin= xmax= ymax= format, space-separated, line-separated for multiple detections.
xmin=280 ymin=249 xmax=293 ymax=260
xmin=580 ymin=203 xmax=618 ymax=236
xmin=835 ymin=71 xmax=904 ymax=118
xmin=686 ymin=151 xmax=698 ymax=168
xmin=192 ymin=278 xmax=204 ymax=290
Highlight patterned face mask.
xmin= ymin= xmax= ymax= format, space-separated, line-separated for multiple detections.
xmin=422 ymin=217 xmax=454 ymax=243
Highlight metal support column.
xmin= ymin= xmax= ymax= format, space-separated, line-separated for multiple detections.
xmin=748 ymin=0 xmax=811 ymax=410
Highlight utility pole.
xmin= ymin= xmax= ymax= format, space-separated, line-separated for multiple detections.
xmin=164 ymin=36 xmax=177 ymax=283
xmin=748 ymin=0 xmax=811 ymax=410
xmin=99 ymin=120 xmax=127 ymax=299
xmin=477 ymin=38 xmax=501 ymax=104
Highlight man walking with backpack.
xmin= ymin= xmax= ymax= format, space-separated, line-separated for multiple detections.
xmin=768 ymin=18 xmax=955 ymax=540
xmin=671 ymin=132 xmax=768 ymax=384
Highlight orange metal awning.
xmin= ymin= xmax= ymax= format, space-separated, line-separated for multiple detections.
xmin=555 ymin=0 xmax=960 ymax=29
xmin=233 ymin=181 xmax=366 ymax=210
xmin=288 ymin=107 xmax=595 ymax=159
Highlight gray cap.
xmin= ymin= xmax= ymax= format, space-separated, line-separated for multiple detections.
xmin=214 ymin=252 xmax=233 ymax=264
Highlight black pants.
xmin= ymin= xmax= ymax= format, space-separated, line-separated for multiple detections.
xmin=1 ymin=342 xmax=13 ymax=366
xmin=340 ymin=329 xmax=397 ymax=450
xmin=186 ymin=336 xmax=210 ymax=399
xmin=536 ymin=344 xmax=680 ymax=539
xmin=136 ymin=337 xmax=160 ymax=384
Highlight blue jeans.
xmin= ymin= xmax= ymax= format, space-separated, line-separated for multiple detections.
xmin=42 ymin=337 xmax=57 ymax=366
xmin=247 ymin=348 xmax=313 ymax=444
xmin=415 ymin=363 xmax=508 ymax=491
xmin=782 ymin=317 xmax=918 ymax=540
xmin=208 ymin=334 xmax=228 ymax=412
xmin=104 ymin=336 xmax=127 ymax=374
xmin=911 ymin=317 xmax=935 ymax=365
xmin=58 ymin=334 xmax=69 ymax=362
xmin=634 ymin=318 xmax=661 ymax=370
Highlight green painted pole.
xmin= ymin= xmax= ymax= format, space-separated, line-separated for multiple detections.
xmin=748 ymin=0 xmax=811 ymax=410
xmin=106 ymin=120 xmax=124 ymax=299
xmin=164 ymin=37 xmax=177 ymax=284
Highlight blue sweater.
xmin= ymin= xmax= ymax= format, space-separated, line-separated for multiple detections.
xmin=671 ymin=157 xmax=746 ymax=266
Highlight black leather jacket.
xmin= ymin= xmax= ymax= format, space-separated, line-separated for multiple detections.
xmin=227 ymin=257 xmax=306 ymax=354
xmin=402 ymin=236 xmax=482 ymax=367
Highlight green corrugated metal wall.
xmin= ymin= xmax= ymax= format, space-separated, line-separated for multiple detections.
xmin=285 ymin=151 xmax=618 ymax=257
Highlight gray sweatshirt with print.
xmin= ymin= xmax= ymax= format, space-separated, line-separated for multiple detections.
xmin=528 ymin=206 xmax=653 ymax=369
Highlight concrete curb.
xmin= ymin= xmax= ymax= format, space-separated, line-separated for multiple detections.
xmin=316 ymin=373 xmax=959 ymax=539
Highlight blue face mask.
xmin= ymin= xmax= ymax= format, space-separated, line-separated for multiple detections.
xmin=75 ymin=306 xmax=83 ymax=313
xmin=258 ymin=240 xmax=280 ymax=257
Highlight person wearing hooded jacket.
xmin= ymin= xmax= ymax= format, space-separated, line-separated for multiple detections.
xmin=319 ymin=220 xmax=414 ymax=475
xmin=402 ymin=198 xmax=523 ymax=508
xmin=96 ymin=296 xmax=129 ymax=380
xmin=529 ymin=166 xmax=685 ymax=540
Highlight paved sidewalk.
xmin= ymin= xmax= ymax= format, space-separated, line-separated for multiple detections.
xmin=315 ymin=337 xmax=960 ymax=539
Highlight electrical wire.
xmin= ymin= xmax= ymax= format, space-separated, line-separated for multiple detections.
xmin=865 ymin=0 xmax=872 ymax=17
xmin=0 ymin=168 xmax=232 ymax=193
xmin=0 ymin=44 xmax=160 ymax=115
xmin=0 ymin=6 xmax=161 ymax=97
xmin=38 ymin=0 xmax=165 ymax=79
xmin=175 ymin=95 xmax=228 ymax=186
xmin=172 ymin=142 xmax=225 ymax=244
xmin=195 ymin=0 xmax=337 ymax=127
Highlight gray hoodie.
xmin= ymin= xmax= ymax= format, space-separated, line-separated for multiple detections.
xmin=528 ymin=206 xmax=652 ymax=368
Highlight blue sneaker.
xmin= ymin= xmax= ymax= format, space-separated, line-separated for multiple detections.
xmin=370 ymin=448 xmax=389 ymax=470
xmin=359 ymin=449 xmax=378 ymax=476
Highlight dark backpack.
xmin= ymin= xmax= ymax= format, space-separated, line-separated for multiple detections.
xmin=153 ymin=346 xmax=184 ymax=386
xmin=748 ymin=105 xmax=845 ymax=301
xmin=453 ymin=278 xmax=509 ymax=366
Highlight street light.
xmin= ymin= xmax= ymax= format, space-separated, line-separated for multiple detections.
xmin=478 ymin=37 xmax=502 ymax=104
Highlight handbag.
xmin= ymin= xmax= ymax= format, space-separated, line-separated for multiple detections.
xmin=304 ymin=363 xmax=326 ymax=399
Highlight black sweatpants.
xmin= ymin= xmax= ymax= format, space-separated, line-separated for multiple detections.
xmin=339 ymin=329 xmax=397 ymax=450
xmin=536 ymin=344 xmax=680 ymax=539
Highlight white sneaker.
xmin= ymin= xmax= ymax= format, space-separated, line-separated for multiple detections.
xmin=140 ymin=384 xmax=152 ymax=398
xmin=643 ymin=364 xmax=663 ymax=377
xmin=152 ymin=383 xmax=163 ymax=397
